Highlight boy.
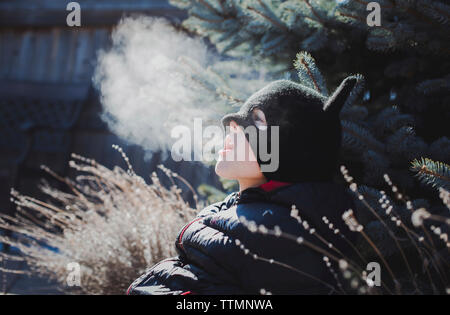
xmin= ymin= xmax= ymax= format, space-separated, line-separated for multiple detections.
xmin=127 ymin=76 xmax=359 ymax=294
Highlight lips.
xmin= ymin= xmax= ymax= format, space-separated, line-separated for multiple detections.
xmin=218 ymin=134 xmax=234 ymax=157
xmin=224 ymin=134 xmax=234 ymax=151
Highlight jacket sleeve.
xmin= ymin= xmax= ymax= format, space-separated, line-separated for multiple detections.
xmin=127 ymin=257 xmax=186 ymax=295
xmin=126 ymin=255 xmax=247 ymax=295
xmin=127 ymin=193 xmax=243 ymax=295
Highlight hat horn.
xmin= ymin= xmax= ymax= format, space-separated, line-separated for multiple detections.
xmin=323 ymin=75 xmax=360 ymax=115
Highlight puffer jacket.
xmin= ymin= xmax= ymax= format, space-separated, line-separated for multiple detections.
xmin=127 ymin=181 xmax=356 ymax=295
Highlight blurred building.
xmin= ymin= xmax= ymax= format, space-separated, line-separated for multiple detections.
xmin=0 ymin=0 xmax=219 ymax=220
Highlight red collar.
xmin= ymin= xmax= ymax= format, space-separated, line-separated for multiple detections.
xmin=259 ymin=180 xmax=291 ymax=192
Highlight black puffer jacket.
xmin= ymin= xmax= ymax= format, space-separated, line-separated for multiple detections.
xmin=127 ymin=182 xmax=356 ymax=295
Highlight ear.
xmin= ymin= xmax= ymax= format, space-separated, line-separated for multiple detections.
xmin=323 ymin=75 xmax=361 ymax=116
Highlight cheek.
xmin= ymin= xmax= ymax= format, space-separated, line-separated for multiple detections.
xmin=215 ymin=159 xmax=233 ymax=179
xmin=215 ymin=128 xmax=261 ymax=180
xmin=235 ymin=131 xmax=258 ymax=162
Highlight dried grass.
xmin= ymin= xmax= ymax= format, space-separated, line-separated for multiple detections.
xmin=0 ymin=147 xmax=198 ymax=294
xmin=1 ymin=148 xmax=449 ymax=295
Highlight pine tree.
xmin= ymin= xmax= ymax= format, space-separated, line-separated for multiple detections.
xmin=170 ymin=0 xmax=450 ymax=293
xmin=170 ymin=0 xmax=450 ymax=192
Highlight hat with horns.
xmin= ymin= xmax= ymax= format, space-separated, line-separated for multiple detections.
xmin=221 ymin=75 xmax=362 ymax=182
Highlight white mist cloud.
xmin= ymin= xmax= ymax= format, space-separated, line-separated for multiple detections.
xmin=94 ymin=17 xmax=274 ymax=159
xmin=94 ymin=17 xmax=218 ymax=155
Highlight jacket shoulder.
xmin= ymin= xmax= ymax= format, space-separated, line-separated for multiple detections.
xmin=196 ymin=192 xmax=238 ymax=217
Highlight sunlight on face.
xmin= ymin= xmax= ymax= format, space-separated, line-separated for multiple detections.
xmin=215 ymin=119 xmax=265 ymax=181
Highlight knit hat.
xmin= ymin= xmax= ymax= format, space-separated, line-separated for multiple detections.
xmin=221 ymin=76 xmax=360 ymax=182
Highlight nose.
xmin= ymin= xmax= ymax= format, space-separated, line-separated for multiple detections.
xmin=224 ymin=121 xmax=239 ymax=149
xmin=224 ymin=133 xmax=234 ymax=150
xmin=229 ymin=120 xmax=239 ymax=132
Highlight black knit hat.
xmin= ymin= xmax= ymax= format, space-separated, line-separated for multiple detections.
xmin=221 ymin=76 xmax=359 ymax=183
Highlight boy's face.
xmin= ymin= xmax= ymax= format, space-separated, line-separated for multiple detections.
xmin=215 ymin=117 xmax=266 ymax=182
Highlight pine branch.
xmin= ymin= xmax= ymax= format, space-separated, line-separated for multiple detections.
xmin=353 ymin=0 xmax=395 ymax=9
xmin=373 ymin=106 xmax=415 ymax=138
xmin=198 ymin=0 xmax=222 ymax=16
xmin=411 ymin=158 xmax=450 ymax=190
xmin=416 ymin=75 xmax=450 ymax=95
xmin=294 ymin=51 xmax=328 ymax=95
xmin=386 ymin=126 xmax=428 ymax=162
xmin=399 ymin=0 xmax=446 ymax=27
xmin=303 ymin=0 xmax=325 ymax=24
xmin=190 ymin=12 xmax=225 ymax=23
xmin=246 ymin=2 xmax=289 ymax=32
xmin=340 ymin=105 xmax=369 ymax=122
xmin=420 ymin=1 xmax=450 ymax=25
xmin=342 ymin=120 xmax=385 ymax=154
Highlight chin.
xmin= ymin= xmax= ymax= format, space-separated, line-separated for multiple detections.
xmin=215 ymin=160 xmax=236 ymax=180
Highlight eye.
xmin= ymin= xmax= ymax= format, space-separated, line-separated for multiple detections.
xmin=252 ymin=108 xmax=268 ymax=130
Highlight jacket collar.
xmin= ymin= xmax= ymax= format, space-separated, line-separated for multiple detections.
xmin=236 ymin=181 xmax=354 ymax=211
xmin=259 ymin=180 xmax=291 ymax=192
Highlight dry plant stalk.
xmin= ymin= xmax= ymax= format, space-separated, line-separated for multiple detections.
xmin=239 ymin=167 xmax=450 ymax=295
xmin=0 ymin=148 xmax=198 ymax=294
xmin=1 ymin=147 xmax=449 ymax=295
